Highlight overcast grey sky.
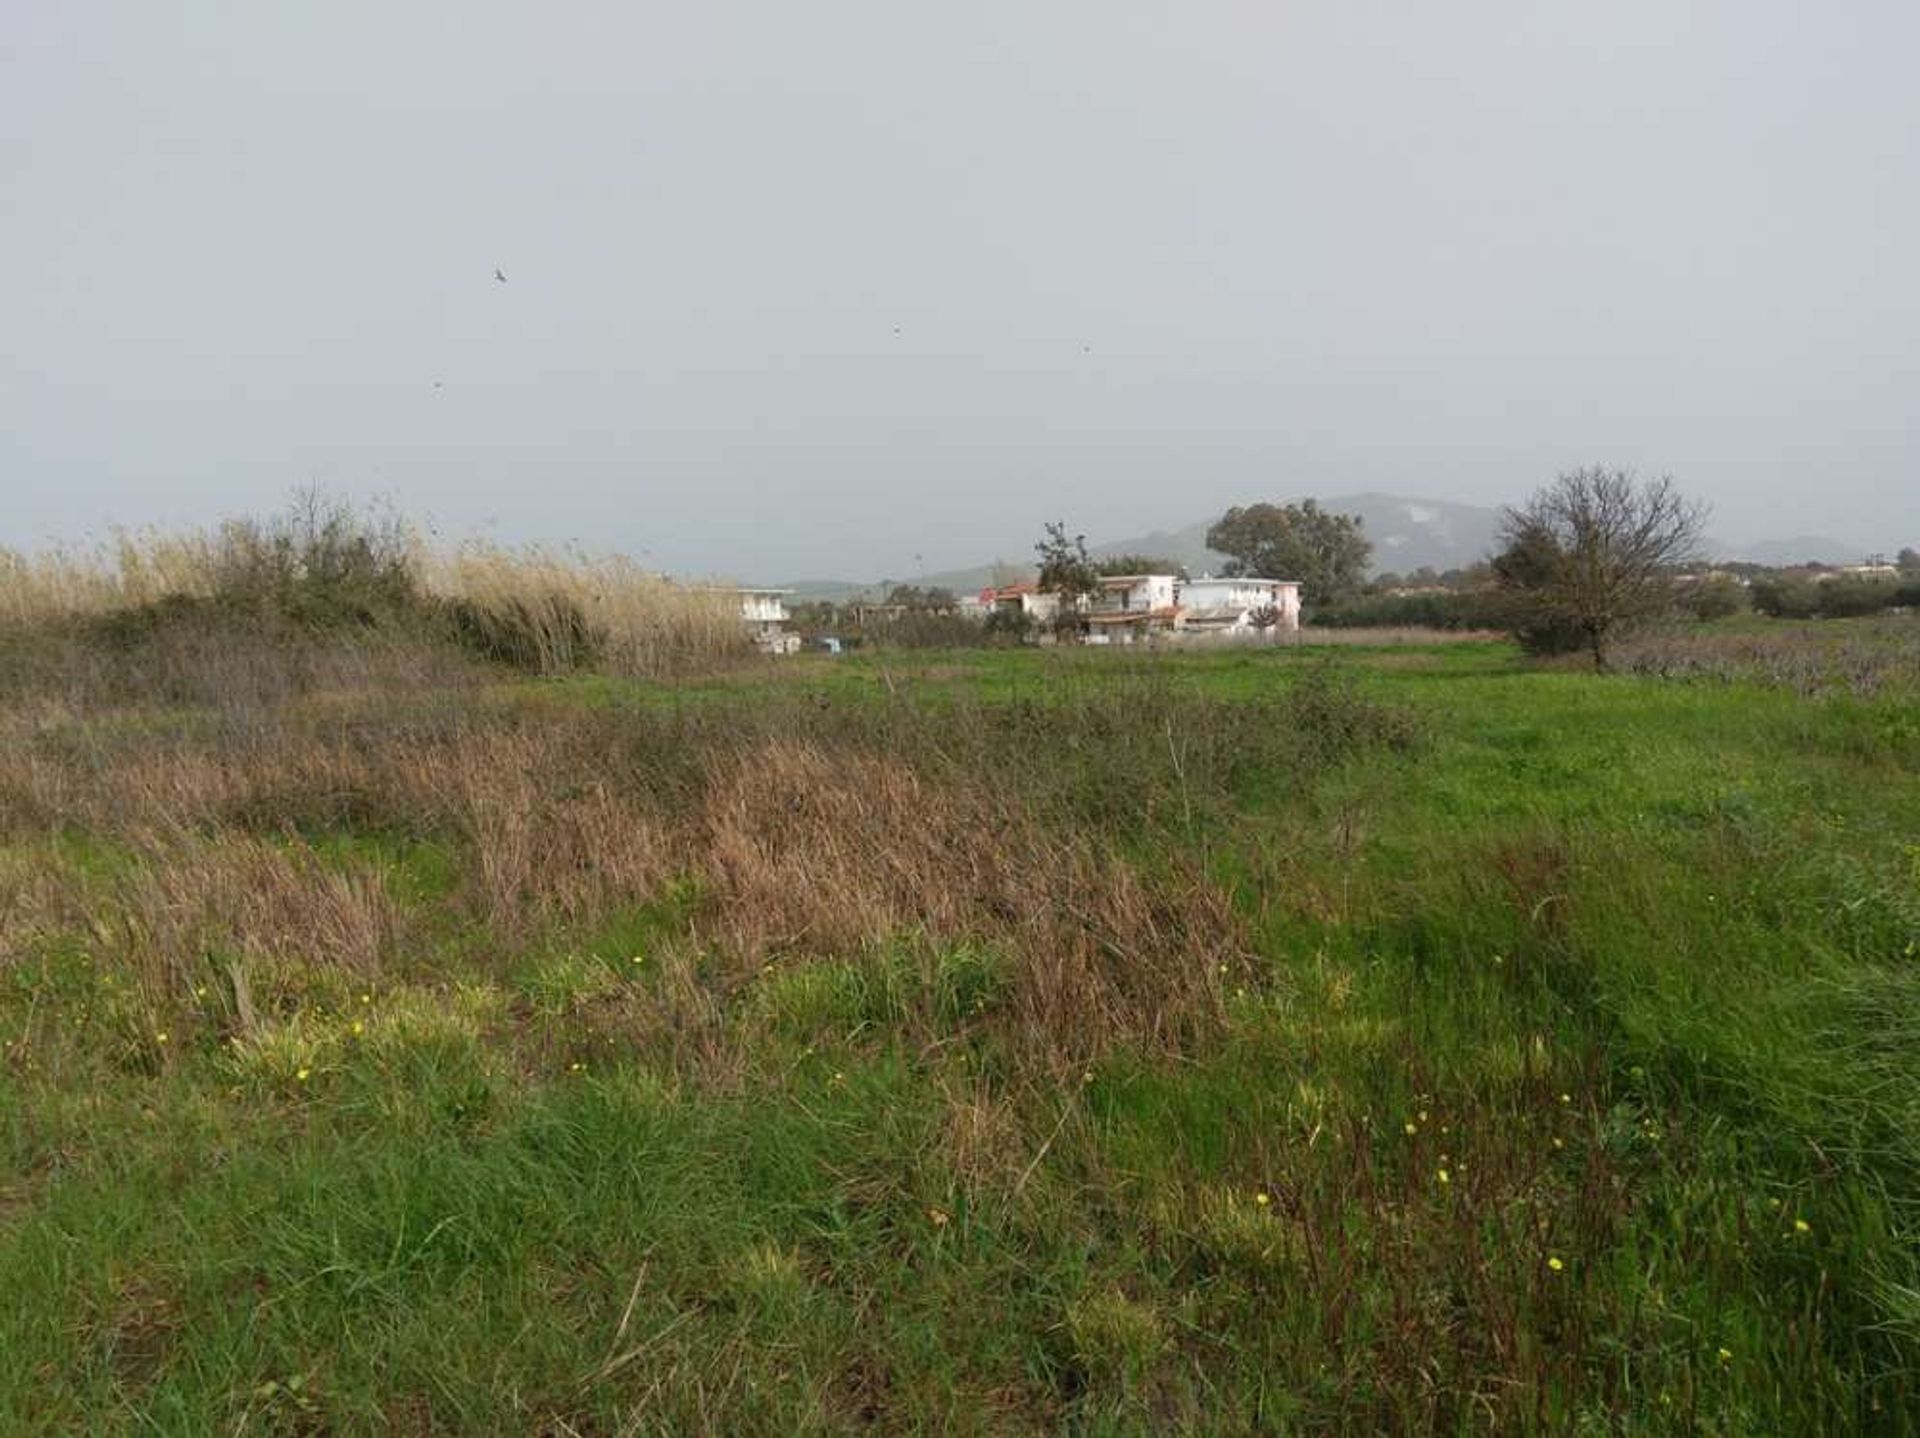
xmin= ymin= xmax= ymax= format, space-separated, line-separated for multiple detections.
xmin=4 ymin=1 xmax=1915 ymax=578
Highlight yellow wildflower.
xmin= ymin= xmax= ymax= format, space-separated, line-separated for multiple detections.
xmin=1793 ymin=1218 xmax=1810 ymax=1234
xmin=1437 ymin=1168 xmax=1450 ymax=1185
xmin=1254 ymin=1191 xmax=1270 ymax=1207
xmin=1547 ymin=1256 xmax=1564 ymax=1272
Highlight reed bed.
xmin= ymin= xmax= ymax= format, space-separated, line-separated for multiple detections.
xmin=0 ymin=502 xmax=750 ymax=687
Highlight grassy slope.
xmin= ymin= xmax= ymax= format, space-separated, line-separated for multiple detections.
xmin=2 ymin=639 xmax=1916 ymax=1433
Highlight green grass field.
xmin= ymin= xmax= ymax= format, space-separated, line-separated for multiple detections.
xmin=3 ymin=632 xmax=1917 ymax=1433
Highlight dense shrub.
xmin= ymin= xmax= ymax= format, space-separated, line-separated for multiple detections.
xmin=982 ymin=608 xmax=1033 ymax=643
xmin=205 ymin=494 xmax=419 ymax=623
xmin=1307 ymin=590 xmax=1500 ymax=631
xmin=1815 ymin=577 xmax=1900 ymax=619
xmin=862 ymin=610 xmax=994 ymax=649
xmin=1751 ymin=576 xmax=1824 ymax=618
xmin=1675 ymin=573 xmax=1750 ymax=620
xmin=1752 ymin=576 xmax=1905 ymax=621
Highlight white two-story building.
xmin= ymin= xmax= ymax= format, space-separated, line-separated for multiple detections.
xmin=1084 ymin=573 xmax=1182 ymax=644
xmin=1178 ymin=575 xmax=1301 ymax=637
xmin=732 ymin=587 xmax=800 ymax=655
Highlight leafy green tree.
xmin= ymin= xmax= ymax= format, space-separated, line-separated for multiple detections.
xmin=883 ymin=584 xmax=956 ymax=611
xmin=1204 ymin=500 xmax=1371 ymax=606
xmin=1094 ymin=554 xmax=1187 ymax=579
xmin=1034 ymin=522 xmax=1100 ymax=603
xmin=1749 ymin=574 xmax=1821 ymax=618
xmin=1897 ymin=546 xmax=1920 ymax=575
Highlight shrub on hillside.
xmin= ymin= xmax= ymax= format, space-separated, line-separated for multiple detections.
xmin=204 ymin=492 xmax=420 ymax=626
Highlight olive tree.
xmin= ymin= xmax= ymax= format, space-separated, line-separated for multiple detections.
xmin=1493 ymin=468 xmax=1705 ymax=670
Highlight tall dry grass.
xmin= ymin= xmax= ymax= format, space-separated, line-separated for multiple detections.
xmin=0 ymin=531 xmax=220 ymax=629
xmin=699 ymin=740 xmax=1239 ymax=1065
xmin=0 ymin=502 xmax=752 ymax=692
xmin=0 ymin=688 xmax=1248 ymax=1071
xmin=429 ymin=541 xmax=747 ymax=678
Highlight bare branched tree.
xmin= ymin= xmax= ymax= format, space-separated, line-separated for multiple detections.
xmin=1494 ymin=468 xmax=1706 ymax=670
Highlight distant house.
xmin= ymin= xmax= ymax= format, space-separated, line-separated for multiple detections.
xmin=730 ymin=587 xmax=801 ymax=655
xmin=967 ymin=573 xmax=1302 ymax=643
xmin=1073 ymin=573 xmax=1303 ymax=644
xmin=980 ymin=582 xmax=1062 ymax=625
xmin=1084 ymin=573 xmax=1181 ymax=644
xmin=1179 ymin=575 xmax=1301 ymax=637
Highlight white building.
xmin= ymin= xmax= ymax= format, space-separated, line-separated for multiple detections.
xmin=1084 ymin=573 xmax=1181 ymax=644
xmin=981 ymin=582 xmax=1062 ymax=624
xmin=1179 ymin=575 xmax=1301 ymax=637
xmin=732 ymin=587 xmax=801 ymax=655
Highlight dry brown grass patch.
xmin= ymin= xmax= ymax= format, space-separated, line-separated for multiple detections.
xmin=699 ymin=740 xmax=1240 ymax=1066
xmin=97 ymin=829 xmax=403 ymax=1011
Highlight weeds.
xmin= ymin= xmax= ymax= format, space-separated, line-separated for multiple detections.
xmin=1610 ymin=616 xmax=1920 ymax=698
xmin=0 ymin=583 xmax=1915 ymax=1430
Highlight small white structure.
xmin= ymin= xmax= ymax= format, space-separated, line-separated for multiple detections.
xmin=731 ymin=587 xmax=801 ymax=655
xmin=1178 ymin=575 xmax=1301 ymax=637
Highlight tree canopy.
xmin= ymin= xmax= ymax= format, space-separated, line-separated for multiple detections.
xmin=1094 ymin=554 xmax=1187 ymax=579
xmin=1493 ymin=467 xmax=1705 ymax=669
xmin=1034 ymin=522 xmax=1100 ymax=601
xmin=1204 ymin=501 xmax=1371 ymax=606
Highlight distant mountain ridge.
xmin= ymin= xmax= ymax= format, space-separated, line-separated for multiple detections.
xmin=780 ymin=493 xmax=1873 ymax=600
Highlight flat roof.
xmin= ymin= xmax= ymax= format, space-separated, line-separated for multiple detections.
xmin=1183 ymin=575 xmax=1298 ymax=586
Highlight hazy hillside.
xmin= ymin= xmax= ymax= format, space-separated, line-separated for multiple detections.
xmin=785 ymin=495 xmax=1875 ymax=598
xmin=1715 ymin=535 xmax=1876 ymax=567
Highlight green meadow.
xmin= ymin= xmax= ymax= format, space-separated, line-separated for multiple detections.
xmin=2 ymin=632 xmax=1916 ymax=1433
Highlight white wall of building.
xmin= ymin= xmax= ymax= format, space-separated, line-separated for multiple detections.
xmin=1178 ymin=577 xmax=1301 ymax=633
xmin=738 ymin=591 xmax=790 ymax=624
xmin=1097 ymin=574 xmax=1178 ymax=612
